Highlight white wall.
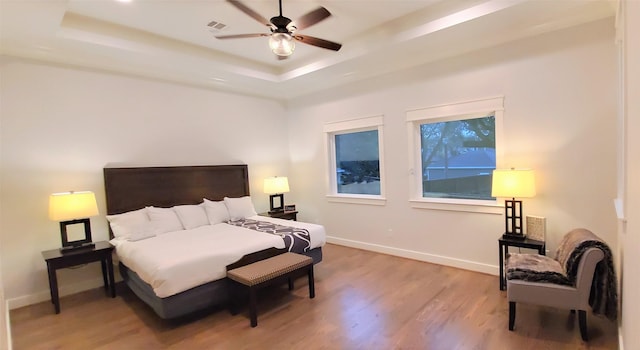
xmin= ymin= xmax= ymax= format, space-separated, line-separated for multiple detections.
xmin=620 ymin=1 xmax=640 ymax=349
xmin=287 ymin=19 xmax=617 ymax=273
xmin=0 ymin=57 xmax=289 ymax=307
xmin=0 ymin=105 xmax=9 ymax=349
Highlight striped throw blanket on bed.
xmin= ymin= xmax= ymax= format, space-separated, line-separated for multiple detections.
xmin=227 ymin=219 xmax=311 ymax=253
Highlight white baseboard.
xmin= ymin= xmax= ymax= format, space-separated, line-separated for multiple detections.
xmin=6 ymin=277 xmax=105 ymax=310
xmin=4 ymin=300 xmax=11 ymax=350
xmin=326 ymin=236 xmax=498 ymax=276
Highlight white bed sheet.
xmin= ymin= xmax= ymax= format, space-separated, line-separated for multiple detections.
xmin=112 ymin=219 xmax=325 ymax=298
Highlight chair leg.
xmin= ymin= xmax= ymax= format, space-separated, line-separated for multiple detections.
xmin=509 ymin=302 xmax=516 ymax=331
xmin=578 ymin=310 xmax=588 ymax=341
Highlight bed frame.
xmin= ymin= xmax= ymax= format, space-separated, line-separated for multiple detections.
xmin=103 ymin=164 xmax=322 ymax=319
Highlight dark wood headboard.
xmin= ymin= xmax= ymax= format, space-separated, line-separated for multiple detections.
xmin=103 ymin=164 xmax=250 ymax=216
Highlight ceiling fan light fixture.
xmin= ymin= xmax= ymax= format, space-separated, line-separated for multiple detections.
xmin=269 ymin=33 xmax=295 ymax=56
xmin=217 ymin=0 xmax=341 ymax=59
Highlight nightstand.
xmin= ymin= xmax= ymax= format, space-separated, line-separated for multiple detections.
xmin=42 ymin=241 xmax=115 ymax=313
xmin=498 ymin=235 xmax=546 ymax=290
xmin=259 ymin=210 xmax=298 ymax=221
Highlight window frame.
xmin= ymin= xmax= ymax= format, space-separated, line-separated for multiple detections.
xmin=324 ymin=115 xmax=386 ymax=206
xmin=406 ymin=96 xmax=504 ymax=214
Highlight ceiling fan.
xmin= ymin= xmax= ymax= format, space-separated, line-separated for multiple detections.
xmin=212 ymin=0 xmax=342 ymax=59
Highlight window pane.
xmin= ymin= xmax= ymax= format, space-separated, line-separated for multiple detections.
xmin=335 ymin=130 xmax=380 ymax=195
xmin=420 ymin=116 xmax=495 ymax=200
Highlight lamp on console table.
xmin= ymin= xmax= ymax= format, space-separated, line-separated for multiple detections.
xmin=492 ymin=168 xmax=536 ymax=240
xmin=263 ymin=176 xmax=290 ymax=214
xmin=49 ymin=191 xmax=99 ymax=253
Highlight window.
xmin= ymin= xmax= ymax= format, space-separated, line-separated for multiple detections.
xmin=421 ymin=115 xmax=495 ymax=200
xmin=407 ymin=97 xmax=503 ymax=213
xmin=335 ymin=130 xmax=380 ymax=195
xmin=324 ymin=116 xmax=385 ymax=205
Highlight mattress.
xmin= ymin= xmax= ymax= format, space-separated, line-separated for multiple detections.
xmin=111 ymin=217 xmax=326 ymax=298
xmin=119 ymin=246 xmax=324 ymax=319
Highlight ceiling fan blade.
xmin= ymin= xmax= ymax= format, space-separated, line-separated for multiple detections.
xmin=293 ymin=7 xmax=331 ymax=31
xmin=215 ymin=33 xmax=269 ymax=39
xmin=226 ymin=0 xmax=270 ymax=27
xmin=294 ymin=34 xmax=342 ymax=51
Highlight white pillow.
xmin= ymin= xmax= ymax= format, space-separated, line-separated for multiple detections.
xmin=106 ymin=208 xmax=150 ymax=240
xmin=173 ymin=204 xmax=209 ymax=230
xmin=127 ymin=227 xmax=156 ymax=242
xmin=203 ymin=198 xmax=230 ymax=224
xmin=224 ymin=196 xmax=257 ymax=220
xmin=147 ymin=206 xmax=184 ymax=234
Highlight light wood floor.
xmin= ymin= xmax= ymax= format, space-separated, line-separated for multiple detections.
xmin=11 ymin=243 xmax=618 ymax=349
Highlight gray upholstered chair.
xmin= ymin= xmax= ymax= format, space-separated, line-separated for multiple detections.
xmin=506 ymin=228 xmax=608 ymax=341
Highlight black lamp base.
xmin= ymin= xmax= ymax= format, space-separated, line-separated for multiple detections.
xmin=60 ymin=242 xmax=96 ymax=254
xmin=503 ymin=198 xmax=525 ymax=239
xmin=269 ymin=193 xmax=285 ymax=213
xmin=502 ymin=232 xmax=526 ymax=240
xmin=60 ymin=218 xmax=93 ymax=248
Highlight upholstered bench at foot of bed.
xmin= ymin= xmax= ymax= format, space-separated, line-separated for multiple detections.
xmin=227 ymin=252 xmax=315 ymax=327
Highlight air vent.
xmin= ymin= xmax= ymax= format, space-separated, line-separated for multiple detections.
xmin=207 ymin=21 xmax=227 ymax=31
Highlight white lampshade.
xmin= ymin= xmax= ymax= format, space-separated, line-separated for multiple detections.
xmin=269 ymin=33 xmax=295 ymax=57
xmin=49 ymin=191 xmax=99 ymax=221
xmin=264 ymin=177 xmax=290 ymax=194
xmin=491 ymin=169 xmax=536 ymax=198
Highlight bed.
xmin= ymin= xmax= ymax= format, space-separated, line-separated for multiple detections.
xmin=103 ymin=164 xmax=325 ymax=319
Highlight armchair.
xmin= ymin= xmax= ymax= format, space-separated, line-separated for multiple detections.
xmin=505 ymin=228 xmax=616 ymax=341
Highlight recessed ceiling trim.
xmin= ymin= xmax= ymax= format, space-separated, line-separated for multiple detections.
xmin=395 ymin=0 xmax=526 ymax=42
xmin=57 ymin=12 xmax=281 ymax=82
xmin=277 ymin=0 xmax=526 ymax=82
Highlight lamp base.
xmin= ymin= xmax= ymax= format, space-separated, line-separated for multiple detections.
xmin=60 ymin=242 xmax=95 ymax=254
xmin=269 ymin=193 xmax=284 ymax=213
xmin=502 ymin=232 xmax=526 ymax=240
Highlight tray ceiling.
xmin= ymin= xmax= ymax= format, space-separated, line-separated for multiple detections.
xmin=0 ymin=0 xmax=615 ymax=101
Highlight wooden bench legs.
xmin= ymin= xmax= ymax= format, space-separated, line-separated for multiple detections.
xmin=236 ymin=264 xmax=315 ymax=328
xmin=249 ymin=287 xmax=258 ymax=327
xmin=308 ymin=267 xmax=315 ymax=299
xmin=227 ymin=252 xmax=316 ymax=327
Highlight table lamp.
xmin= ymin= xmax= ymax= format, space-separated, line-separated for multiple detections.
xmin=49 ymin=191 xmax=99 ymax=252
xmin=263 ymin=177 xmax=290 ymax=214
xmin=492 ymin=169 xmax=536 ymax=240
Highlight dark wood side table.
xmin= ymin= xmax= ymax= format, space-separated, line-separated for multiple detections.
xmin=42 ymin=241 xmax=115 ymax=313
xmin=259 ymin=210 xmax=298 ymax=221
xmin=498 ymin=236 xmax=546 ymax=290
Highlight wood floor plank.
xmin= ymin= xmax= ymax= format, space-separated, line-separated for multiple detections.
xmin=10 ymin=243 xmax=618 ymax=349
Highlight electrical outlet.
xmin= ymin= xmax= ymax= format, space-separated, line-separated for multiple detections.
xmin=526 ymin=215 xmax=546 ymax=241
